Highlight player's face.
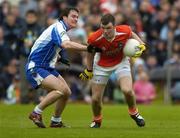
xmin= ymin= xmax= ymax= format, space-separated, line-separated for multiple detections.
xmin=66 ymin=10 xmax=79 ymax=28
xmin=101 ymin=22 xmax=115 ymax=40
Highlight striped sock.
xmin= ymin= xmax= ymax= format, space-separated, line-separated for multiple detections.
xmin=51 ymin=116 xmax=62 ymax=123
xmin=34 ymin=106 xmax=43 ymax=114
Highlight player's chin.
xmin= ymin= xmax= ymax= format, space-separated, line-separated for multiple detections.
xmin=70 ymin=23 xmax=77 ymax=28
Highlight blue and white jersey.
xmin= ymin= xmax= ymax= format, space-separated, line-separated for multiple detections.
xmin=27 ymin=20 xmax=70 ymax=70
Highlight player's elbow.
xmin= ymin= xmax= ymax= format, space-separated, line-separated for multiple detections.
xmin=61 ymin=40 xmax=72 ymax=49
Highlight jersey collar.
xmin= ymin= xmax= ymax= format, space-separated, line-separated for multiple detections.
xmin=59 ymin=20 xmax=69 ymax=31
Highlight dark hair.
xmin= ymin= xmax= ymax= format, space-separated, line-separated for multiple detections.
xmin=59 ymin=7 xmax=79 ymax=20
xmin=101 ymin=13 xmax=115 ymax=25
xmin=25 ymin=10 xmax=37 ymax=16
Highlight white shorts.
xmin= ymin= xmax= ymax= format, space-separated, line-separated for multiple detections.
xmin=92 ymin=57 xmax=131 ymax=84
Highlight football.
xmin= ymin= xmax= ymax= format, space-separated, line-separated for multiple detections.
xmin=123 ymin=39 xmax=140 ymax=57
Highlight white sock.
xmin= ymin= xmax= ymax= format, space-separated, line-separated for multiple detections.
xmin=51 ymin=116 xmax=62 ymax=123
xmin=34 ymin=106 xmax=43 ymax=114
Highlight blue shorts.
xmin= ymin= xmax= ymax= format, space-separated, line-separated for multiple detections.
xmin=25 ymin=67 xmax=60 ymax=89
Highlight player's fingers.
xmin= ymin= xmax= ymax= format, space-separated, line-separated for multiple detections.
xmin=82 ymin=76 xmax=85 ymax=81
xmin=82 ymin=76 xmax=86 ymax=81
xmin=133 ymin=52 xmax=141 ymax=58
xmin=139 ymin=44 xmax=146 ymax=51
xmin=80 ymin=74 xmax=85 ymax=81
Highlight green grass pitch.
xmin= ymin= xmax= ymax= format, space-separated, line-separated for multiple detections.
xmin=0 ymin=103 xmax=180 ymax=138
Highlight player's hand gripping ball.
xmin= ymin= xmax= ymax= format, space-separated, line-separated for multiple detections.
xmin=123 ymin=39 xmax=146 ymax=58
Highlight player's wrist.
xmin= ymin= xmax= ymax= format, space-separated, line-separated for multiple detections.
xmin=86 ymin=69 xmax=92 ymax=72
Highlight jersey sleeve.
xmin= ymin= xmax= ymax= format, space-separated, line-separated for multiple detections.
xmin=87 ymin=35 xmax=94 ymax=46
xmin=116 ymin=25 xmax=132 ymax=39
xmin=87 ymin=30 xmax=102 ymax=46
xmin=52 ymin=23 xmax=70 ymax=47
xmin=124 ymin=25 xmax=132 ymax=38
xmin=127 ymin=25 xmax=132 ymax=38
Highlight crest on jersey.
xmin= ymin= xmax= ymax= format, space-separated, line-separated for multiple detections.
xmin=118 ymin=42 xmax=123 ymax=49
xmin=60 ymin=31 xmax=66 ymax=37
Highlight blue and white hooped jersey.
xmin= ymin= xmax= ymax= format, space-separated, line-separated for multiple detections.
xmin=27 ymin=20 xmax=70 ymax=70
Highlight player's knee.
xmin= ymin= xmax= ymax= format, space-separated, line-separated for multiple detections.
xmin=64 ymin=87 xmax=71 ymax=97
xmin=62 ymin=87 xmax=71 ymax=98
xmin=121 ymin=87 xmax=133 ymax=96
xmin=55 ymin=86 xmax=71 ymax=98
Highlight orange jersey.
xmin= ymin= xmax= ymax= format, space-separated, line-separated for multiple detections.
xmin=88 ymin=25 xmax=132 ymax=67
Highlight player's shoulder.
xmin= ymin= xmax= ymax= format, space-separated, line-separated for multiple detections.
xmin=116 ymin=25 xmax=132 ymax=32
xmin=56 ymin=21 xmax=65 ymax=30
xmin=88 ymin=29 xmax=103 ymax=44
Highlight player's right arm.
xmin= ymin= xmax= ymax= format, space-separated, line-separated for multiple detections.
xmin=79 ymin=31 xmax=102 ymax=81
xmin=79 ymin=47 xmax=95 ymax=81
xmin=55 ymin=22 xmax=87 ymax=51
xmin=86 ymin=51 xmax=95 ymax=71
xmin=61 ymin=40 xmax=87 ymax=51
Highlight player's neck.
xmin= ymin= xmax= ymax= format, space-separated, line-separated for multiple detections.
xmin=104 ymin=35 xmax=115 ymax=42
xmin=103 ymin=29 xmax=115 ymax=42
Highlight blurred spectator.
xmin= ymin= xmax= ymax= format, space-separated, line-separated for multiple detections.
xmin=133 ymin=71 xmax=156 ymax=104
xmin=153 ymin=40 xmax=167 ymax=66
xmin=10 ymin=5 xmax=25 ymax=27
xmin=133 ymin=57 xmax=147 ymax=80
xmin=164 ymin=52 xmax=180 ymax=68
xmin=17 ymin=9 xmax=42 ymax=103
xmin=139 ymin=1 xmax=153 ymax=39
xmin=149 ymin=9 xmax=167 ymax=42
xmin=4 ymin=75 xmax=20 ymax=104
xmin=146 ymin=54 xmax=159 ymax=71
xmin=45 ymin=0 xmax=59 ymax=18
xmin=100 ymin=0 xmax=118 ymax=14
xmin=171 ymin=81 xmax=180 ymax=104
xmin=160 ymin=17 xmax=179 ymax=41
xmin=172 ymin=41 xmax=180 ymax=53
xmin=2 ymin=12 xmax=21 ymax=56
xmin=146 ymin=55 xmax=160 ymax=71
xmin=18 ymin=0 xmax=38 ymax=18
xmin=0 ymin=1 xmax=11 ymax=25
xmin=0 ymin=26 xmax=15 ymax=70
xmin=36 ymin=0 xmax=47 ymax=27
xmin=0 ymin=58 xmax=18 ymax=100
xmin=18 ymin=9 xmax=42 ymax=56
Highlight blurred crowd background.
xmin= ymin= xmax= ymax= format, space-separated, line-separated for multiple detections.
xmin=0 ymin=0 xmax=179 ymax=105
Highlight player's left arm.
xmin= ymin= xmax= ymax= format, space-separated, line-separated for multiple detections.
xmin=131 ymin=32 xmax=144 ymax=44
xmin=131 ymin=32 xmax=146 ymax=57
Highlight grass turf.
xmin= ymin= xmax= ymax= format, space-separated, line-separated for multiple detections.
xmin=0 ymin=103 xmax=180 ymax=138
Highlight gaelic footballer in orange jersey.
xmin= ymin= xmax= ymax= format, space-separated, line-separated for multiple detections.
xmin=80 ymin=13 xmax=146 ymax=128
xmin=88 ymin=25 xmax=132 ymax=67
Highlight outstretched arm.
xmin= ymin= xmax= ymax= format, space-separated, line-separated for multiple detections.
xmin=61 ymin=40 xmax=87 ymax=51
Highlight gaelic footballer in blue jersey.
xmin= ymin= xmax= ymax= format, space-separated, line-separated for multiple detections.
xmin=26 ymin=7 xmax=87 ymax=128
